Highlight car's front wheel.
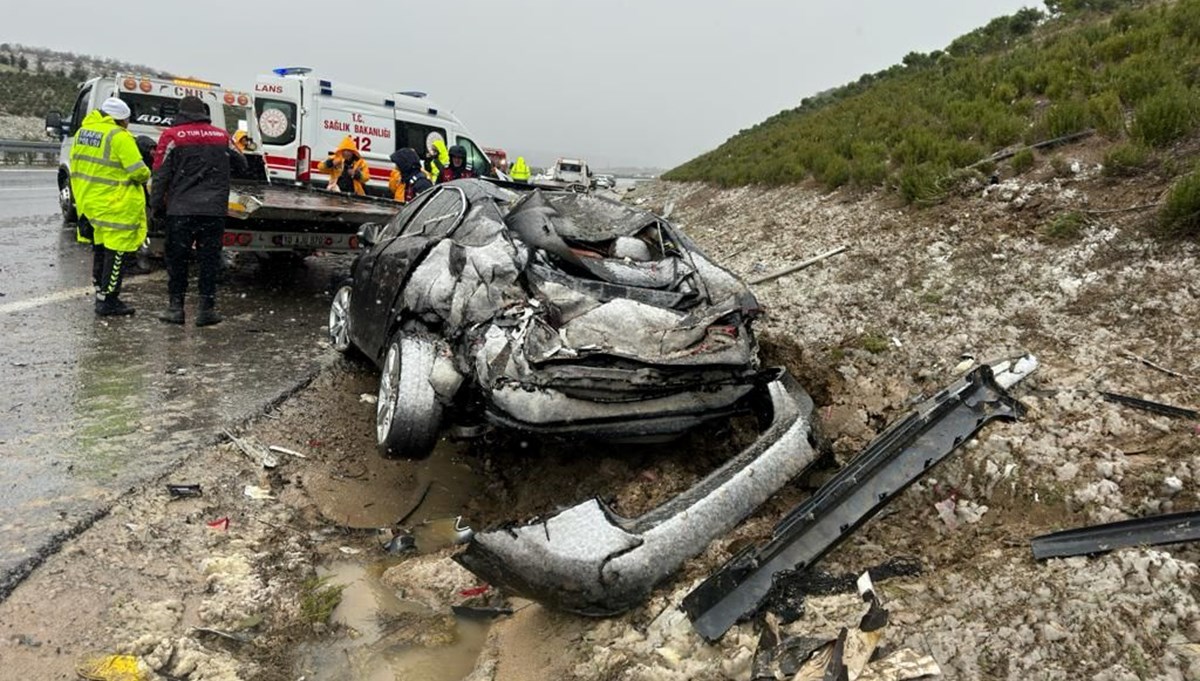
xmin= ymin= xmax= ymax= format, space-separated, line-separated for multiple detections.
xmin=328 ymin=284 xmax=354 ymax=353
xmin=376 ymin=332 xmax=442 ymax=459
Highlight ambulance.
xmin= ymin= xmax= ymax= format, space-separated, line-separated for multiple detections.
xmin=45 ymin=74 xmax=260 ymax=223
xmin=253 ymin=67 xmax=494 ymax=193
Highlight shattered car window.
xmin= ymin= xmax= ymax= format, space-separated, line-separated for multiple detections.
xmin=380 ymin=189 xmax=438 ymax=240
xmin=402 ymin=187 xmax=467 ymax=239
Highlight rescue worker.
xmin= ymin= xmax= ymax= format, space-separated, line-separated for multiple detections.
xmin=510 ymin=156 xmax=531 ymax=183
xmin=437 ymin=145 xmax=476 ymax=183
xmin=425 ymin=138 xmax=449 ymax=181
xmin=151 ymin=95 xmax=247 ymax=327
xmin=232 ymin=129 xmax=251 ymax=152
xmin=68 ymin=97 xmax=151 ymax=316
xmin=387 ymin=147 xmax=433 ymax=204
xmin=320 ymin=136 xmax=370 ymax=195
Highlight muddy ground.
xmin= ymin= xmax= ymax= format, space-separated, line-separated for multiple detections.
xmin=2 ymin=149 xmax=1200 ymax=681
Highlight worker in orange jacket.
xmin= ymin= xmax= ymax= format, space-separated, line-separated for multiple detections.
xmin=321 ymin=136 xmax=370 ymax=195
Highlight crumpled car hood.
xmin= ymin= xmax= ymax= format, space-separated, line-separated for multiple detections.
xmin=398 ymin=184 xmax=763 ymax=424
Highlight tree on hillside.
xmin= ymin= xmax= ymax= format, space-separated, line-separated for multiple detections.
xmin=17 ymin=55 xmax=28 ymax=71
xmin=35 ymin=57 xmax=44 ymax=73
xmin=70 ymin=62 xmax=87 ymax=81
xmin=1045 ymin=0 xmax=1138 ymax=14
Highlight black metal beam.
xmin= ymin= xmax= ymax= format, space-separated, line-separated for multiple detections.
xmin=1031 ymin=510 xmax=1200 ymax=560
xmin=682 ymin=365 xmax=1025 ymax=642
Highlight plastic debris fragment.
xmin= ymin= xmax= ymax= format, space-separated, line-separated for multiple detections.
xmin=243 ymin=485 xmax=275 ymax=500
xmin=165 ymin=484 xmax=202 ymax=498
xmin=76 ymin=655 xmax=147 ymax=681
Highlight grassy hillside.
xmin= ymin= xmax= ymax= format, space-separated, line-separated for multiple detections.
xmin=0 ymin=43 xmax=170 ymax=118
xmin=665 ymin=0 xmax=1200 ymax=204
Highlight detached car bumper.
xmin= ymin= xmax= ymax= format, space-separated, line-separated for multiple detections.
xmin=455 ymin=373 xmax=816 ymax=615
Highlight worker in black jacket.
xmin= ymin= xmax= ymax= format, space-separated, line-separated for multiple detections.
xmin=151 ymin=95 xmax=247 ymax=326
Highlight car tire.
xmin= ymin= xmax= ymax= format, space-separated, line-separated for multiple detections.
xmin=376 ymin=331 xmax=442 ymax=459
xmin=328 ymin=284 xmax=355 ymax=353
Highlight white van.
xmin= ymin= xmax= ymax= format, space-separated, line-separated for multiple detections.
xmin=551 ymin=158 xmax=591 ymax=188
xmin=46 ymin=74 xmax=258 ymax=222
xmin=253 ymin=67 xmax=493 ymax=194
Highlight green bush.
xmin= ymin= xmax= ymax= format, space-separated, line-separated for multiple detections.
xmin=1088 ymin=91 xmax=1126 ymax=138
xmin=1102 ymin=143 xmax=1150 ymax=176
xmin=1157 ymin=168 xmax=1200 ymax=236
xmin=1045 ymin=98 xmax=1093 ymax=137
xmin=1132 ymin=85 xmax=1198 ymax=147
xmin=1011 ymin=148 xmax=1036 ymax=173
xmin=1042 ymin=211 xmax=1088 ymax=241
xmin=896 ymin=163 xmax=948 ymax=204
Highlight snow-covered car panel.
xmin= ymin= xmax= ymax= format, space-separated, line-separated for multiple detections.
xmin=345 ymin=179 xmax=766 ymax=442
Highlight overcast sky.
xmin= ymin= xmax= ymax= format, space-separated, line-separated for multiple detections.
xmin=7 ymin=1 xmax=1042 ymax=169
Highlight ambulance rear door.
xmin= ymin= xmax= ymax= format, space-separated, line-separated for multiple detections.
xmin=254 ymin=75 xmax=304 ymax=183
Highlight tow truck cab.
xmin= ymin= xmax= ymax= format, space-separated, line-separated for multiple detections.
xmin=254 ymin=67 xmax=494 ymax=195
xmin=45 ymin=74 xmax=262 ymax=222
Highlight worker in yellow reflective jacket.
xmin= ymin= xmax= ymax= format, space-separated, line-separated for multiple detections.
xmin=425 ymin=137 xmax=449 ymax=182
xmin=69 ymin=98 xmax=151 ymax=316
xmin=510 ymin=156 xmax=531 ymax=183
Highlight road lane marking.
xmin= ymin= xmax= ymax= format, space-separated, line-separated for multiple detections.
xmin=0 ymin=272 xmax=166 ymax=316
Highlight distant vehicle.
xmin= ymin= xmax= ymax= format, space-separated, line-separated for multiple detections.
xmin=45 ymin=73 xmax=259 ymax=225
xmin=594 ymin=174 xmax=616 ymax=189
xmin=329 ymin=180 xmax=767 ymax=458
xmin=253 ymin=67 xmax=494 ymax=193
xmin=550 ymin=158 xmax=590 ymax=189
xmin=483 ymin=147 xmax=508 ymax=173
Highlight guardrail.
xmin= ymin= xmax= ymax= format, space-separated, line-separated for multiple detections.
xmin=0 ymin=138 xmax=59 ymax=166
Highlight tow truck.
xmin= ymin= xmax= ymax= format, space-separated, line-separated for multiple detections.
xmin=46 ymin=73 xmax=399 ymax=259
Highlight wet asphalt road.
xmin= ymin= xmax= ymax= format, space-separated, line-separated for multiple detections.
xmin=0 ymin=168 xmax=353 ymax=595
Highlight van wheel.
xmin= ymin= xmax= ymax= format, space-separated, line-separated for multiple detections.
xmin=59 ymin=176 xmax=77 ymax=224
xmin=376 ymin=332 xmax=442 ymax=459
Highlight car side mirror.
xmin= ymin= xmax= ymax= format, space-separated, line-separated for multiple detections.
xmin=357 ymin=222 xmax=381 ymax=248
xmin=45 ymin=111 xmax=64 ymax=139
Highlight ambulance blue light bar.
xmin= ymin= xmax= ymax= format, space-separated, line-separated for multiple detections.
xmin=272 ymin=67 xmax=312 ymax=76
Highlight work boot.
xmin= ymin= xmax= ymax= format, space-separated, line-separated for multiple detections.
xmin=95 ymin=297 xmax=135 ymax=317
xmin=195 ymin=298 xmax=222 ymax=327
xmin=158 ymin=296 xmax=185 ymax=325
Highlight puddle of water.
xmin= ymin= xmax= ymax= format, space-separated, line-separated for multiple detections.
xmin=296 ymin=561 xmax=490 ymax=681
xmin=306 ymin=437 xmax=483 ymax=530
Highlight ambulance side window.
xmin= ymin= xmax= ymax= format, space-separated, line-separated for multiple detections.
xmin=69 ymin=86 xmax=92 ymax=135
xmin=456 ymin=137 xmax=492 ymax=176
xmin=395 ymin=120 xmax=446 ymax=157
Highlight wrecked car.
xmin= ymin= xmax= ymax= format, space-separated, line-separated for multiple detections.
xmin=328 ymin=179 xmax=772 ymax=458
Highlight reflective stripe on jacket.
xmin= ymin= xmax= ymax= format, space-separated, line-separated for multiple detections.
xmin=69 ymin=110 xmax=150 ymax=252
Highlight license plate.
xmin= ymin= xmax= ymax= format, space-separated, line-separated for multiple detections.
xmin=279 ymin=234 xmax=328 ymax=247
